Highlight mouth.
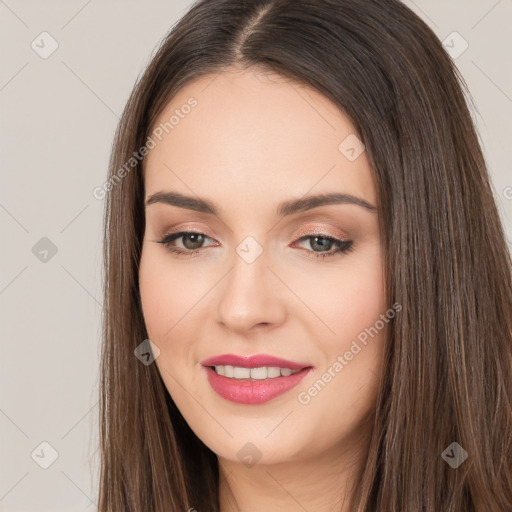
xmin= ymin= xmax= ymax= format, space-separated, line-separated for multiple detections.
xmin=201 ymin=354 xmax=313 ymax=404
xmin=208 ymin=364 xmax=304 ymax=379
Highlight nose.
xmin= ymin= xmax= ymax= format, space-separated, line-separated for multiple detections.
xmin=215 ymin=247 xmax=287 ymax=334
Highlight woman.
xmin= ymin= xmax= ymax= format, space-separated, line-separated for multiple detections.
xmin=98 ymin=0 xmax=512 ymax=510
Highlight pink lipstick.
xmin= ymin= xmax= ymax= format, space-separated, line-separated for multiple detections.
xmin=201 ymin=353 xmax=313 ymax=405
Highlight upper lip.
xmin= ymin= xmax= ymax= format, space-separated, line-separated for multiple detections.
xmin=201 ymin=354 xmax=312 ymax=370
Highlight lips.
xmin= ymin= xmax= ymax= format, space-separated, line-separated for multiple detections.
xmin=201 ymin=353 xmax=313 ymax=405
xmin=201 ymin=353 xmax=310 ymax=370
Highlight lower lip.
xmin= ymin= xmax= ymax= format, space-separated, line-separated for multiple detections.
xmin=204 ymin=366 xmax=312 ymax=404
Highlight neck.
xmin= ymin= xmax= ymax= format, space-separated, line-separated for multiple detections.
xmin=218 ymin=425 xmax=371 ymax=512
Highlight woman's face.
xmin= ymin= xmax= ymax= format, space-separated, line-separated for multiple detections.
xmin=139 ymin=66 xmax=388 ymax=466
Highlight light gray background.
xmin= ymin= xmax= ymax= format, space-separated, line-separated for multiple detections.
xmin=1 ymin=1 xmax=511 ymax=510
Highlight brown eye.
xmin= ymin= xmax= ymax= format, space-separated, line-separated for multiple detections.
xmin=181 ymin=233 xmax=206 ymax=250
xmin=156 ymin=231 xmax=216 ymax=257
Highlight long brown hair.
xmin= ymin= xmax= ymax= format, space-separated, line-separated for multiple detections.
xmin=98 ymin=0 xmax=512 ymax=510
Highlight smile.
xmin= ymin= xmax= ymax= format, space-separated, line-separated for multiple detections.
xmin=201 ymin=354 xmax=313 ymax=405
xmin=212 ymin=365 xmax=302 ymax=379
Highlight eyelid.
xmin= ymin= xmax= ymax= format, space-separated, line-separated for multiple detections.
xmin=161 ymin=226 xmax=348 ymax=244
xmin=293 ymin=224 xmax=350 ymax=241
xmin=163 ymin=229 xmax=218 ymax=246
xmin=159 ymin=223 xmax=350 ymax=244
xmin=160 ymin=224 xmax=217 ymax=239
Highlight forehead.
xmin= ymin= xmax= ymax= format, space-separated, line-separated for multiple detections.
xmin=143 ymin=67 xmax=376 ymax=209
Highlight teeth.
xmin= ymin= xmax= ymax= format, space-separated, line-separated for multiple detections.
xmin=233 ymin=367 xmax=250 ymax=379
xmin=213 ymin=365 xmax=301 ymax=379
xmin=266 ymin=366 xmax=281 ymax=378
xmin=250 ymin=367 xmax=268 ymax=380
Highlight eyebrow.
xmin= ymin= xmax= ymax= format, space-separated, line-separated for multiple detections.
xmin=145 ymin=190 xmax=377 ymax=216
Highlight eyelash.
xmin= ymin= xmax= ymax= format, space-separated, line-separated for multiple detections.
xmin=156 ymin=230 xmax=354 ymax=260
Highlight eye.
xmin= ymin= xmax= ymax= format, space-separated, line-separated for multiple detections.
xmin=157 ymin=231 xmax=217 ymax=257
xmin=155 ymin=231 xmax=354 ymax=260
xmin=292 ymin=234 xmax=354 ymax=259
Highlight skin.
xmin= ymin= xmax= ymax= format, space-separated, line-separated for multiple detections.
xmin=139 ymin=65 xmax=388 ymax=512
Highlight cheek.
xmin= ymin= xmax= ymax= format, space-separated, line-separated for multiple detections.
xmin=290 ymin=243 xmax=387 ymax=345
xmin=138 ymin=248 xmax=204 ymax=342
xmin=139 ymin=260 xmax=173 ymax=341
xmin=292 ymin=245 xmax=387 ymax=414
xmin=332 ymin=264 xmax=387 ymax=341
xmin=138 ymin=250 xmax=206 ymax=400
xmin=330 ymin=248 xmax=388 ymax=387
